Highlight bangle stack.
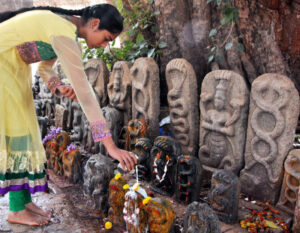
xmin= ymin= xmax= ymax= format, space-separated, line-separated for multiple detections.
xmin=90 ymin=118 xmax=112 ymax=142
xmin=48 ymin=76 xmax=64 ymax=95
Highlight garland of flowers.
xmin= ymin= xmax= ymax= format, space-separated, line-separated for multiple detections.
xmin=153 ymin=154 xmax=171 ymax=183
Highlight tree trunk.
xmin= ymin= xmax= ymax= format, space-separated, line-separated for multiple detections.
xmin=154 ymin=0 xmax=300 ymax=93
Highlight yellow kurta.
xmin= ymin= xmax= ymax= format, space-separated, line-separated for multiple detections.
xmin=0 ymin=10 xmax=76 ymax=195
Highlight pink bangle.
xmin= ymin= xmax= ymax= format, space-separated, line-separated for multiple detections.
xmin=48 ymin=76 xmax=64 ymax=95
xmin=90 ymin=118 xmax=112 ymax=142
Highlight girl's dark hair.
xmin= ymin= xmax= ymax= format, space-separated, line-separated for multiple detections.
xmin=0 ymin=4 xmax=123 ymax=34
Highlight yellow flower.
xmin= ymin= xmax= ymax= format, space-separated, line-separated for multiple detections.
xmin=105 ymin=221 xmax=112 ymax=229
xmin=143 ymin=197 xmax=152 ymax=205
xmin=115 ymin=173 xmax=122 ymax=180
xmin=133 ymin=183 xmax=140 ymax=191
xmin=123 ymin=184 xmax=130 ymax=190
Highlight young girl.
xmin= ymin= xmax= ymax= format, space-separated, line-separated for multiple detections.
xmin=0 ymin=4 xmax=137 ymax=226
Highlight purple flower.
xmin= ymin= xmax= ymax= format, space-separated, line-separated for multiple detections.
xmin=42 ymin=127 xmax=63 ymax=145
xmin=67 ymin=143 xmax=77 ymax=152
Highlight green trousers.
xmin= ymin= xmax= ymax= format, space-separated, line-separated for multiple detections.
xmin=9 ymin=190 xmax=32 ymax=212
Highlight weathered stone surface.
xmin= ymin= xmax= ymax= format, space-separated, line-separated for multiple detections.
xmin=146 ymin=197 xmax=175 ymax=233
xmin=84 ymin=58 xmax=109 ymax=107
xmin=277 ymin=149 xmax=300 ymax=214
xmin=134 ymin=138 xmax=153 ymax=181
xmin=293 ymin=187 xmax=300 ymax=232
xmin=99 ymin=106 xmax=123 ymax=155
xmin=70 ymin=102 xmax=84 ymax=143
xmin=175 ymin=155 xmax=203 ymax=204
xmin=131 ymin=58 xmax=160 ymax=137
xmin=150 ymin=136 xmax=181 ymax=196
xmin=166 ymin=59 xmax=199 ymax=156
xmin=108 ymin=61 xmax=132 ymax=124
xmin=62 ymin=148 xmax=82 ymax=184
xmin=125 ymin=119 xmax=151 ymax=152
xmin=209 ymin=169 xmax=240 ymax=224
xmin=183 ymin=202 xmax=221 ymax=233
xmin=0 ymin=0 xmax=32 ymax=13
xmin=108 ymin=175 xmax=127 ymax=227
xmin=38 ymin=78 xmax=55 ymax=119
xmin=82 ymin=114 xmax=100 ymax=154
xmin=83 ymin=154 xmax=115 ymax=214
xmin=54 ymin=104 xmax=68 ymax=130
xmin=199 ymin=70 xmax=249 ymax=174
xmin=240 ymin=73 xmax=300 ymax=204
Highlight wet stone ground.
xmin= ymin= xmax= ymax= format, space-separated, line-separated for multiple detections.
xmin=0 ymin=170 xmax=291 ymax=233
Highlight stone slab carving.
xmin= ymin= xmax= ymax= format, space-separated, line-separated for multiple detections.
xmin=150 ymin=136 xmax=181 ymax=196
xmin=54 ymin=104 xmax=68 ymax=130
xmin=82 ymin=114 xmax=100 ymax=154
xmin=131 ymin=58 xmax=160 ymax=137
xmin=293 ymin=187 xmax=300 ymax=232
xmin=146 ymin=197 xmax=175 ymax=233
xmin=84 ymin=58 xmax=109 ymax=107
xmin=183 ymin=202 xmax=221 ymax=233
xmin=83 ymin=154 xmax=115 ymax=215
xmin=240 ymin=73 xmax=300 ymax=204
xmin=199 ymin=70 xmax=249 ymax=174
xmin=38 ymin=78 xmax=55 ymax=119
xmin=70 ymin=102 xmax=84 ymax=144
xmin=175 ymin=155 xmax=203 ymax=204
xmin=277 ymin=149 xmax=300 ymax=214
xmin=134 ymin=138 xmax=153 ymax=181
xmin=62 ymin=148 xmax=82 ymax=183
xmin=108 ymin=61 xmax=132 ymax=124
xmin=209 ymin=169 xmax=240 ymax=224
xmin=166 ymin=58 xmax=199 ymax=156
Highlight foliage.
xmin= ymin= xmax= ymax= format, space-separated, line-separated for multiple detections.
xmin=82 ymin=0 xmax=165 ymax=70
xmin=207 ymin=0 xmax=244 ymax=63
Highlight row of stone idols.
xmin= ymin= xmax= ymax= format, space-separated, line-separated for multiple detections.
xmin=34 ymin=57 xmax=300 ymax=216
xmin=83 ymin=154 xmax=238 ymax=233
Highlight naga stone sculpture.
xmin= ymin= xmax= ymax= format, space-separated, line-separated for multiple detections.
xmin=70 ymin=101 xmax=84 ymax=143
xmin=131 ymin=58 xmax=160 ymax=137
xmin=54 ymin=104 xmax=68 ymax=130
xmin=99 ymin=106 xmax=123 ymax=156
xmin=209 ymin=169 xmax=240 ymax=224
xmin=38 ymin=77 xmax=55 ymax=119
xmin=107 ymin=61 xmax=132 ymax=124
xmin=82 ymin=114 xmax=100 ymax=154
xmin=175 ymin=155 xmax=203 ymax=204
xmin=293 ymin=187 xmax=300 ymax=233
xmin=145 ymin=197 xmax=175 ymax=233
xmin=134 ymin=138 xmax=153 ymax=181
xmin=83 ymin=154 xmax=115 ymax=215
xmin=166 ymin=59 xmax=199 ymax=156
xmin=183 ymin=202 xmax=221 ymax=233
xmin=123 ymin=185 xmax=148 ymax=233
xmin=34 ymin=99 xmax=48 ymax=139
xmin=32 ymin=73 xmax=40 ymax=99
xmin=84 ymin=58 xmax=109 ymax=107
xmin=150 ymin=136 xmax=181 ymax=196
xmin=108 ymin=174 xmax=127 ymax=227
xmin=62 ymin=146 xmax=82 ymax=183
xmin=240 ymin=73 xmax=300 ymax=204
xmin=199 ymin=70 xmax=249 ymax=174
xmin=277 ymin=149 xmax=300 ymax=214
xmin=125 ymin=119 xmax=151 ymax=152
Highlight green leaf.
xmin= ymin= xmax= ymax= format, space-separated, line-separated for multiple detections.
xmin=148 ymin=0 xmax=154 ymax=4
xmin=216 ymin=0 xmax=222 ymax=6
xmin=147 ymin=48 xmax=156 ymax=57
xmin=158 ymin=41 xmax=167 ymax=49
xmin=209 ymin=28 xmax=217 ymax=37
xmin=206 ymin=0 xmax=213 ymax=3
xmin=208 ymin=55 xmax=214 ymax=63
xmin=225 ymin=42 xmax=233 ymax=50
xmin=151 ymin=26 xmax=158 ymax=33
xmin=236 ymin=43 xmax=244 ymax=51
xmin=136 ymin=33 xmax=144 ymax=43
xmin=265 ymin=220 xmax=281 ymax=229
xmin=210 ymin=46 xmax=216 ymax=53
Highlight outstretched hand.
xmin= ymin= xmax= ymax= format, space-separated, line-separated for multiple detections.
xmin=57 ymin=85 xmax=78 ymax=101
xmin=108 ymin=146 xmax=137 ymax=171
